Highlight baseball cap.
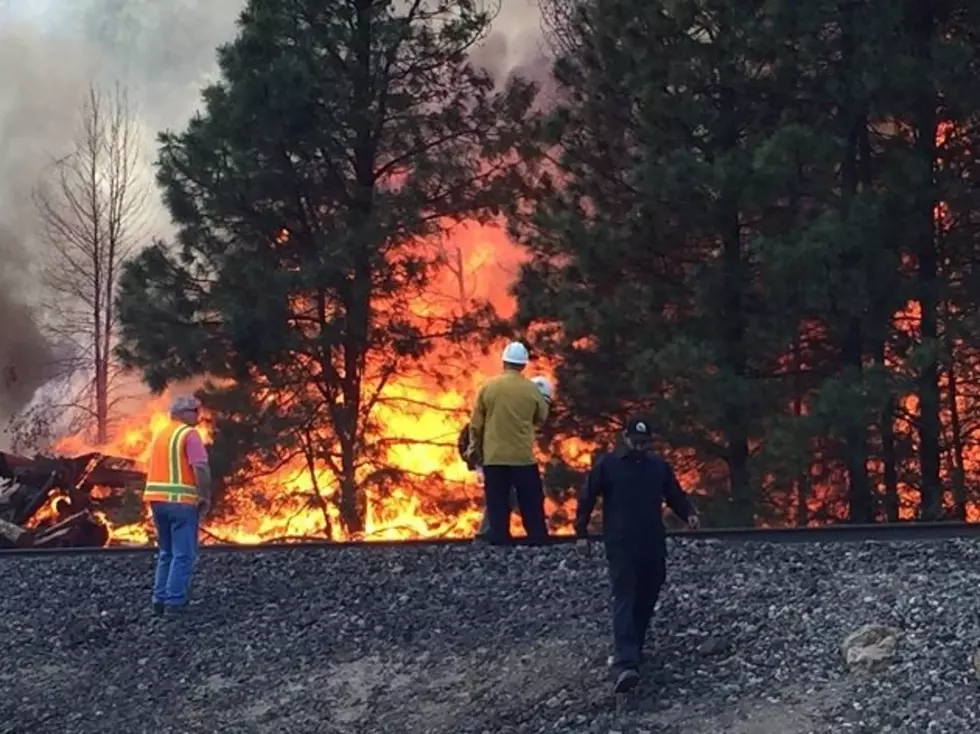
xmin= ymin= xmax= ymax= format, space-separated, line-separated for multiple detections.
xmin=625 ymin=416 xmax=653 ymax=438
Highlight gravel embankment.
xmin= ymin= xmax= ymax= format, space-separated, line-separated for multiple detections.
xmin=1 ymin=539 xmax=979 ymax=733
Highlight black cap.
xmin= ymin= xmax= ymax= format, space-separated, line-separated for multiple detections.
xmin=625 ymin=416 xmax=653 ymax=438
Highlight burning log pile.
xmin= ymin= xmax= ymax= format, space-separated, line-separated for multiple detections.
xmin=0 ymin=451 xmax=145 ymax=549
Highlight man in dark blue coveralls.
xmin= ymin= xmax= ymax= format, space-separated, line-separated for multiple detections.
xmin=574 ymin=416 xmax=699 ymax=694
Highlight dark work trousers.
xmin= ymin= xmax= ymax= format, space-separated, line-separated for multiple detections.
xmin=607 ymin=550 xmax=667 ymax=673
xmin=482 ymin=464 xmax=548 ymax=545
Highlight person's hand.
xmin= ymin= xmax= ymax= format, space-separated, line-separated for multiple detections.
xmin=687 ymin=513 xmax=700 ymax=530
xmin=575 ymin=538 xmax=591 ymax=557
xmin=198 ymin=499 xmax=211 ymax=518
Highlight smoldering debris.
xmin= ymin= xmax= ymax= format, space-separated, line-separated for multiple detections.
xmin=0 ymin=448 xmax=144 ymax=548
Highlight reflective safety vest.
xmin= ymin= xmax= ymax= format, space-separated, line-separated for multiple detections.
xmin=143 ymin=421 xmax=200 ymax=505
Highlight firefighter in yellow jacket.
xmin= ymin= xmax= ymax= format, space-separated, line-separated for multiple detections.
xmin=144 ymin=395 xmax=212 ymax=616
xmin=466 ymin=342 xmax=550 ymax=545
xmin=460 ymin=376 xmax=553 ymax=540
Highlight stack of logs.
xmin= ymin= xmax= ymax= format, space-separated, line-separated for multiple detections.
xmin=0 ymin=451 xmax=145 ymax=549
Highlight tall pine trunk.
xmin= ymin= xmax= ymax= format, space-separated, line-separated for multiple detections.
xmin=945 ymin=354 xmax=967 ymax=519
xmin=718 ymin=83 xmax=753 ymax=526
xmin=942 ymin=301 xmax=967 ymax=519
xmin=838 ymin=3 xmax=873 ymax=523
xmin=907 ymin=0 xmax=943 ymax=520
xmin=338 ymin=436 xmax=365 ymax=534
xmin=332 ymin=0 xmax=379 ymax=536
xmin=792 ymin=331 xmax=810 ymax=527
xmin=873 ymin=339 xmax=901 ymax=521
xmin=840 ymin=335 xmax=872 ymax=522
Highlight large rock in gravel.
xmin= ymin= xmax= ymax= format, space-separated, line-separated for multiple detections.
xmin=2 ymin=539 xmax=980 ymax=733
xmin=841 ymin=624 xmax=903 ymax=666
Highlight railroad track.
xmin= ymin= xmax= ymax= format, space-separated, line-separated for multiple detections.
xmin=2 ymin=520 xmax=980 ymax=558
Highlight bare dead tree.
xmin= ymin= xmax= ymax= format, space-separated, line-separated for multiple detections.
xmin=33 ymin=83 xmax=149 ymax=445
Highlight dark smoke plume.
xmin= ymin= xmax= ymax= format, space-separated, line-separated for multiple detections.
xmin=0 ymin=26 xmax=85 ymax=419
xmin=0 ymin=226 xmax=59 ymax=416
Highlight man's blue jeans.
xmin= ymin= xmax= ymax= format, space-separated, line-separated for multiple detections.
xmin=151 ymin=501 xmax=200 ymax=607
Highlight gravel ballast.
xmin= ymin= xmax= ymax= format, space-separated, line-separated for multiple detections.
xmin=1 ymin=538 xmax=979 ymax=733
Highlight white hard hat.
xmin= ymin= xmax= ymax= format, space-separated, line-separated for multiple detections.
xmin=501 ymin=341 xmax=529 ymax=366
xmin=531 ymin=376 xmax=553 ymax=400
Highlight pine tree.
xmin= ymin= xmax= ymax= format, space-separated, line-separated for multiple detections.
xmin=885 ymin=0 xmax=980 ymax=520
xmin=522 ymin=0 xmax=980 ymax=527
xmin=756 ymin=0 xmax=911 ymax=524
xmin=691 ymin=0 xmax=980 ymax=524
xmin=115 ymin=0 xmax=533 ymax=535
xmin=513 ymin=0 xmax=816 ymax=525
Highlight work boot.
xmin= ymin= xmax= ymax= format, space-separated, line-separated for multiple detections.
xmin=164 ymin=603 xmax=188 ymax=617
xmin=607 ymin=651 xmax=643 ymax=668
xmin=613 ymin=668 xmax=639 ymax=694
xmin=152 ymin=602 xmax=165 ymax=616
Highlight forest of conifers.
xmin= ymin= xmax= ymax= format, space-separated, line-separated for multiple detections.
xmin=112 ymin=0 xmax=980 ymax=530
xmin=515 ymin=0 xmax=980 ymax=527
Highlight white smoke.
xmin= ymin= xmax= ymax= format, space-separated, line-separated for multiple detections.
xmin=0 ymin=1 xmax=242 ymax=434
xmin=0 ymin=0 xmax=545 ymax=447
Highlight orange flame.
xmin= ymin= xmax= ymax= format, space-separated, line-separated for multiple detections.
xmin=52 ymin=223 xmax=591 ymax=545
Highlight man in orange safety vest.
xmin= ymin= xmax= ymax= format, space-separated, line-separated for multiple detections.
xmin=144 ymin=395 xmax=212 ymax=616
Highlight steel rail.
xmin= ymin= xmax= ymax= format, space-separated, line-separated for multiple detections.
xmin=2 ymin=521 xmax=980 ymax=558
